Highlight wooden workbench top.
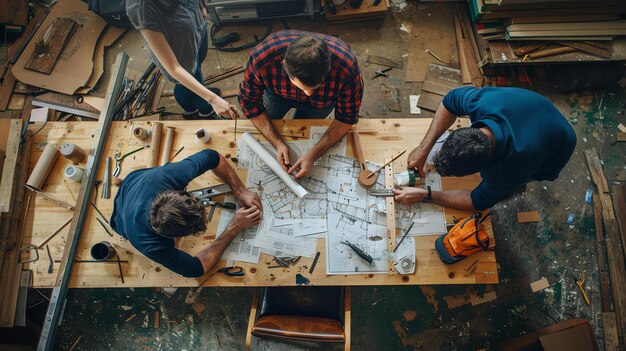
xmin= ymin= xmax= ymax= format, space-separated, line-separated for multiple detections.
xmin=23 ymin=118 xmax=498 ymax=288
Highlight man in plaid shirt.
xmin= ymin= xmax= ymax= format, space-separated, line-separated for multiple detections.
xmin=239 ymin=30 xmax=364 ymax=178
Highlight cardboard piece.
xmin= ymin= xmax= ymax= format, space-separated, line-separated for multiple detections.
xmin=30 ymin=107 xmax=50 ymax=123
xmin=517 ymin=211 xmax=540 ymax=223
xmin=74 ymin=26 xmax=126 ymax=95
xmin=12 ymin=0 xmax=108 ymax=94
xmin=530 ymin=277 xmax=550 ymax=292
xmin=539 ymin=324 xmax=596 ymax=351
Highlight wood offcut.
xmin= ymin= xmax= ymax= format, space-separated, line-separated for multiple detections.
xmin=25 ymin=17 xmax=79 ymax=74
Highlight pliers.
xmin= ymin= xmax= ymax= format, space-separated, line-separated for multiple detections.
xmin=372 ymin=67 xmax=392 ymax=80
xmin=576 ymin=271 xmax=590 ymax=305
xmin=113 ymin=146 xmax=145 ymax=178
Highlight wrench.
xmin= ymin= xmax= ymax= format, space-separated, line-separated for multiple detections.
xmin=113 ymin=146 xmax=145 ymax=178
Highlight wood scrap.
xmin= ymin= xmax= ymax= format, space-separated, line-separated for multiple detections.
xmin=417 ymin=91 xmax=443 ymax=112
xmin=616 ymin=132 xmax=626 ymax=142
xmin=470 ymin=291 xmax=497 ymax=306
xmin=0 ymin=66 xmax=17 ymax=111
xmin=618 ymin=123 xmax=626 ymax=133
xmin=0 ymin=120 xmax=24 ymax=213
xmin=530 ymin=277 xmax=550 ymax=292
xmin=0 ymin=0 xmax=28 ymax=26
xmin=379 ymin=84 xmax=401 ymax=113
xmin=557 ymin=41 xmax=612 ymax=59
xmin=32 ymin=92 xmax=101 ymax=119
xmin=25 ymin=17 xmax=79 ymax=74
xmin=514 ymin=43 xmax=545 ymax=57
xmin=527 ymin=46 xmax=577 ymax=59
xmin=517 ymin=211 xmax=540 ymax=223
xmin=203 ymin=66 xmax=244 ymax=85
xmin=593 ymin=195 xmax=611 ymax=311
xmin=367 ymin=55 xmax=403 ymax=69
xmin=7 ymin=9 xmax=50 ymax=65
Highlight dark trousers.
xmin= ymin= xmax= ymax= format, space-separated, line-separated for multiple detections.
xmin=174 ymin=34 xmax=213 ymax=114
xmin=263 ymin=89 xmax=335 ymax=119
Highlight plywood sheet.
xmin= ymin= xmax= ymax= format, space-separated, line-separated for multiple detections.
xmin=23 ymin=119 xmax=498 ymax=288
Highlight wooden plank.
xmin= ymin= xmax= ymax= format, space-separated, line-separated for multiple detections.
xmin=0 ymin=120 xmax=24 ymax=212
xmin=203 ymin=67 xmax=244 ymax=86
xmin=417 ymin=91 xmax=444 ymax=112
xmin=24 ymin=17 xmax=79 ymax=74
xmin=367 ymin=55 xmax=403 ymax=69
xmin=602 ymin=312 xmax=619 ymax=351
xmin=558 ymin=42 xmax=612 ymax=59
xmin=23 ymin=118 xmax=497 ymax=288
xmin=584 ymin=149 xmax=609 ymax=194
xmin=0 ymin=66 xmax=17 ymax=111
xmin=604 ymin=220 xmax=626 ymax=347
xmin=593 ymin=195 xmax=611 ymax=312
xmin=385 ymin=157 xmax=396 ymax=274
xmin=8 ymin=9 xmax=50 ymax=64
xmin=517 ymin=211 xmax=540 ymax=223
xmin=0 ymin=0 xmax=28 ymax=26
xmin=612 ymin=184 xmax=626 ymax=280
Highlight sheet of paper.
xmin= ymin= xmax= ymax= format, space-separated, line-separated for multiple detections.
xmin=240 ymin=132 xmax=308 ymax=198
xmin=30 ymin=107 xmax=49 ymax=122
xmin=254 ymin=219 xmax=317 ymax=258
xmin=215 ymin=196 xmax=262 ymax=264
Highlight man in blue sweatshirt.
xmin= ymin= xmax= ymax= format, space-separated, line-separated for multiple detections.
xmin=110 ymin=149 xmax=262 ymax=278
xmin=394 ymin=87 xmax=576 ymax=211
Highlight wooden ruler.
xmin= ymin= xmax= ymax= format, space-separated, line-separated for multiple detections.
xmin=385 ymin=157 xmax=397 ymax=275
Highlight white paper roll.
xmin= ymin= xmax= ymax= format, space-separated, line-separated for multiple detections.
xmin=241 ymin=132 xmax=308 ymax=198
xmin=64 ymin=165 xmax=84 ymax=182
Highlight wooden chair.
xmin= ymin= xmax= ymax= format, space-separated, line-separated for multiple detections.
xmin=246 ymin=286 xmax=351 ymax=351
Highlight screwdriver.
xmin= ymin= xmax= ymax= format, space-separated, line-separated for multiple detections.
xmin=341 ymin=241 xmax=373 ymax=264
xmin=200 ymin=199 xmax=236 ymax=209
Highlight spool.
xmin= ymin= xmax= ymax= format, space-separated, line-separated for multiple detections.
xmin=159 ymin=126 xmax=176 ymax=166
xmin=26 ymin=144 xmax=59 ymax=190
xmin=63 ymin=165 xmax=84 ymax=182
xmin=133 ymin=126 xmax=150 ymax=140
xmin=90 ymin=241 xmax=116 ymax=261
xmin=194 ymin=128 xmax=211 ymax=143
xmin=147 ymin=122 xmax=163 ymax=168
xmin=60 ymin=142 xmax=86 ymax=164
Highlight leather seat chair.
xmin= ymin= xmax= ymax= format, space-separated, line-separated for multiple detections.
xmin=246 ymin=286 xmax=351 ymax=350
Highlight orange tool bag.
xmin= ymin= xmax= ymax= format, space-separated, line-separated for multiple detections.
xmin=435 ymin=212 xmax=493 ymax=264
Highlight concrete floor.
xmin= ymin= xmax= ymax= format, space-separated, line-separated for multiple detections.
xmin=12 ymin=2 xmax=626 ymax=350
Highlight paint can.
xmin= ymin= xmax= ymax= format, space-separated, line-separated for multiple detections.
xmin=195 ymin=128 xmax=211 ymax=143
xmin=91 ymin=241 xmax=116 ymax=261
xmin=64 ymin=165 xmax=84 ymax=182
xmin=60 ymin=142 xmax=87 ymax=164
xmin=394 ymin=169 xmax=417 ymax=187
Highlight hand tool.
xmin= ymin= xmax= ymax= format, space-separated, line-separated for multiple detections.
xmin=200 ymin=200 xmax=236 ymax=209
xmin=367 ymin=150 xmax=407 ymax=179
xmin=113 ymin=146 xmax=145 ymax=177
xmin=102 ymin=157 xmax=111 ymax=199
xmin=200 ymin=266 xmax=245 ymax=285
xmin=189 ymin=183 xmax=233 ymax=200
xmin=170 ymin=146 xmax=184 ymax=162
xmin=309 ymin=251 xmax=321 ymax=274
xmin=393 ymin=220 xmax=415 ymax=253
xmin=46 ymin=245 xmax=53 ymax=273
xmin=341 ymin=241 xmax=373 ymax=264
xmin=576 ymin=271 xmax=591 ymax=305
xmin=371 ymin=67 xmax=392 ymax=80
xmin=370 ymin=189 xmax=395 ymax=196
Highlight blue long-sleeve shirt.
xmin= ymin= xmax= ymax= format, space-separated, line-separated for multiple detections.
xmin=442 ymin=87 xmax=576 ymax=210
xmin=110 ymin=149 xmax=220 ymax=278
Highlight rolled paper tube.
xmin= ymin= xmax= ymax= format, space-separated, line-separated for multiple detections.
xmin=160 ymin=126 xmax=175 ymax=166
xmin=241 ymin=132 xmax=308 ymax=198
xmin=147 ymin=122 xmax=163 ymax=168
xmin=133 ymin=127 xmax=150 ymax=140
xmin=195 ymin=128 xmax=211 ymax=143
xmin=26 ymin=144 xmax=59 ymax=190
xmin=59 ymin=142 xmax=86 ymax=164
xmin=64 ymin=165 xmax=84 ymax=182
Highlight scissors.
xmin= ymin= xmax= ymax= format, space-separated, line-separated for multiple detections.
xmin=113 ymin=146 xmax=145 ymax=177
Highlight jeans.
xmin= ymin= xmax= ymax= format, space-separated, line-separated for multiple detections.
xmin=174 ymin=33 xmax=213 ymax=115
xmin=263 ymin=89 xmax=335 ymax=119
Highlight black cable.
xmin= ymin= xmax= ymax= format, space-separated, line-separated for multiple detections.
xmin=210 ymin=22 xmax=272 ymax=52
xmin=21 ymin=120 xmax=47 ymax=145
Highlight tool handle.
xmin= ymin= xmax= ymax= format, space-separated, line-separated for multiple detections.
xmin=343 ymin=241 xmax=373 ymax=263
xmin=219 ymin=266 xmax=244 ymax=276
xmin=351 ymin=129 xmax=366 ymax=170
xmin=216 ymin=202 xmax=236 ymax=210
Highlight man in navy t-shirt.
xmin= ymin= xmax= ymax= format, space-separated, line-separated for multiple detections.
xmin=394 ymin=87 xmax=576 ymax=211
xmin=110 ymin=149 xmax=262 ymax=278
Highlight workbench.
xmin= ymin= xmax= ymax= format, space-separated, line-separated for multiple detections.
xmin=23 ymin=119 xmax=498 ymax=288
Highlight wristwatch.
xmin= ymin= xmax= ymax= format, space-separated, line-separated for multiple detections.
xmin=424 ymin=185 xmax=432 ymax=202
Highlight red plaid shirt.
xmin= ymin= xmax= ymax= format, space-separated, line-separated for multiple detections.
xmin=238 ymin=30 xmax=363 ymax=124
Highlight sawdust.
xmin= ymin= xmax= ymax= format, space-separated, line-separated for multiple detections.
xmin=403 ymin=310 xmax=417 ymax=321
xmin=419 ymin=286 xmax=439 ymax=312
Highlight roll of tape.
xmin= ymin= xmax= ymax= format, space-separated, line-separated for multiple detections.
xmin=195 ymin=128 xmax=211 ymax=143
xmin=64 ymin=165 xmax=84 ymax=182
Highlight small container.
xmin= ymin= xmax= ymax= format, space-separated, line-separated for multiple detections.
xmin=567 ymin=213 xmax=575 ymax=225
xmin=585 ymin=189 xmax=593 ymax=204
xmin=91 ymin=241 xmax=116 ymax=261
xmin=195 ymin=128 xmax=211 ymax=143
xmin=394 ymin=169 xmax=418 ymax=187
xmin=64 ymin=165 xmax=84 ymax=182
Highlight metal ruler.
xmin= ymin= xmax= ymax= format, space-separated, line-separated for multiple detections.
xmin=370 ymin=189 xmax=394 ymax=196
xmin=188 ymin=183 xmax=232 ymax=199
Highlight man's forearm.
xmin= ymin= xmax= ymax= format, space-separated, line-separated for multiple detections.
xmin=307 ymin=119 xmax=352 ymax=160
xmin=196 ymin=224 xmax=241 ymax=273
xmin=212 ymin=154 xmax=246 ymax=196
xmin=431 ymin=189 xmax=476 ymax=212
xmin=419 ymin=103 xmax=458 ymax=150
xmin=249 ymin=112 xmax=285 ymax=148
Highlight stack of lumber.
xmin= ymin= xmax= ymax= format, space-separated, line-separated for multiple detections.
xmin=470 ymin=0 xmax=626 ymax=23
xmin=324 ymin=0 xmax=389 ymax=25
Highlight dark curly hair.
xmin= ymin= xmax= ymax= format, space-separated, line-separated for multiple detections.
xmin=284 ymin=34 xmax=331 ymax=87
xmin=433 ymin=128 xmax=493 ymax=177
xmin=148 ymin=190 xmax=206 ymax=238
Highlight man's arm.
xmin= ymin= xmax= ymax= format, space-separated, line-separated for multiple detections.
xmin=248 ymin=112 xmax=292 ymax=171
xmin=195 ymin=206 xmax=261 ymax=273
xmin=288 ymin=119 xmax=352 ymax=179
xmin=407 ymin=103 xmax=458 ymax=176
xmin=211 ymin=153 xmax=262 ymax=210
xmin=140 ymin=30 xmax=238 ymax=119
xmin=393 ymin=187 xmax=476 ymax=212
